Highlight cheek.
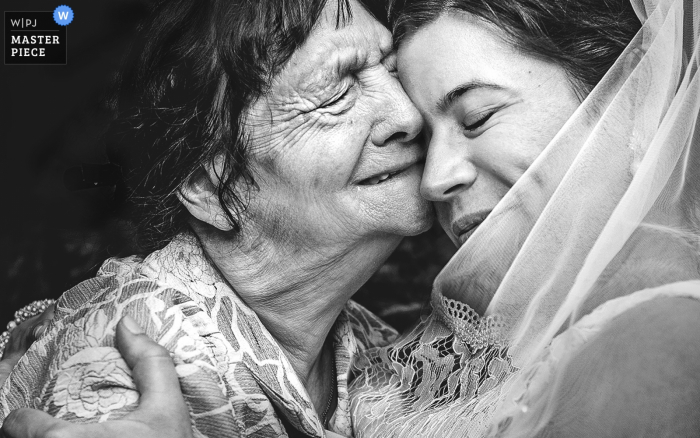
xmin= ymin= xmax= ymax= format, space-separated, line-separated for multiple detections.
xmin=255 ymin=119 xmax=369 ymax=191
xmin=480 ymin=105 xmax=573 ymax=184
xmin=435 ymin=203 xmax=452 ymax=229
xmin=469 ymin=129 xmax=536 ymax=186
xmin=291 ymin=127 xmax=368 ymax=189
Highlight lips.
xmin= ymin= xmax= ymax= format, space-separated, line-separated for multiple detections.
xmin=358 ymin=168 xmax=405 ymax=185
xmin=452 ymin=209 xmax=492 ymax=246
xmin=356 ymin=157 xmax=424 ymax=186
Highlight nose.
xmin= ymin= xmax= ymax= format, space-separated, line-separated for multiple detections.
xmin=420 ymin=132 xmax=478 ymax=202
xmin=371 ymin=78 xmax=423 ymax=146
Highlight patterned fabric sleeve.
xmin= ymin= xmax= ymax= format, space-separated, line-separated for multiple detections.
xmin=1 ymin=237 xmax=402 ymax=438
xmin=0 ymin=258 xmax=242 ymax=436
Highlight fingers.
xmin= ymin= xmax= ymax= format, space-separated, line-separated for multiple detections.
xmin=31 ymin=305 xmax=56 ymax=340
xmin=0 ymin=305 xmax=57 ymax=387
xmin=1 ymin=318 xmax=192 ymax=438
xmin=1 ymin=408 xmax=151 ymax=438
xmin=1 ymin=408 xmax=68 ymax=438
xmin=2 ymin=316 xmax=39 ymax=362
xmin=1 ymin=304 xmax=56 ymax=361
xmin=115 ymin=316 xmax=191 ymax=432
xmin=0 ymin=317 xmax=192 ymax=438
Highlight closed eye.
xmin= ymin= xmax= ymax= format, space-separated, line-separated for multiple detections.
xmin=463 ymin=111 xmax=494 ymax=132
xmin=385 ymin=61 xmax=399 ymax=78
xmin=321 ymin=83 xmax=354 ymax=109
xmin=382 ymin=52 xmax=399 ymax=78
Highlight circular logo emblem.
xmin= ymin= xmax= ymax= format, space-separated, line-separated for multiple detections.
xmin=53 ymin=5 xmax=74 ymax=26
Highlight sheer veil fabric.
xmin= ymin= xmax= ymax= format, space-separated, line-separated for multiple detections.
xmin=349 ymin=0 xmax=700 ymax=435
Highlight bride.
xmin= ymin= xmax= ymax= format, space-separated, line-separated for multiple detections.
xmin=2 ymin=0 xmax=699 ymax=436
xmin=349 ymin=0 xmax=700 ymax=436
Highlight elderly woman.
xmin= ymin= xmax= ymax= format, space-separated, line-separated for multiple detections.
xmin=4 ymin=0 xmax=700 ymax=436
xmin=0 ymin=0 xmax=433 ymax=436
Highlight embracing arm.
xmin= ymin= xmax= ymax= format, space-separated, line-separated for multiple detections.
xmin=1 ymin=316 xmax=193 ymax=438
xmin=538 ymin=297 xmax=700 ymax=438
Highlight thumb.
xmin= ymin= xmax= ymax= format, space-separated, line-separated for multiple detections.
xmin=115 ymin=316 xmax=190 ymax=430
xmin=1 ymin=408 xmax=65 ymax=438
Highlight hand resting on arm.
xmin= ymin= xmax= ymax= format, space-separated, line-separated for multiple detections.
xmin=0 ymin=315 xmax=193 ymax=438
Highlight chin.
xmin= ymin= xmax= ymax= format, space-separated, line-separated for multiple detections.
xmin=386 ymin=178 xmax=435 ymax=236
xmin=390 ymin=197 xmax=435 ymax=237
xmin=357 ymin=165 xmax=435 ymax=236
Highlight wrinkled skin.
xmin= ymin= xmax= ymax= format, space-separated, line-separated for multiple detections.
xmin=240 ymin=2 xmax=432 ymax=248
xmin=187 ymin=0 xmax=432 ymax=252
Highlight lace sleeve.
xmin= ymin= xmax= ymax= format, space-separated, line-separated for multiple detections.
xmin=349 ymin=293 xmax=516 ymax=438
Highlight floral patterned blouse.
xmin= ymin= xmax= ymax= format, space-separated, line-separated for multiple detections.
xmin=0 ymin=233 xmax=397 ymax=437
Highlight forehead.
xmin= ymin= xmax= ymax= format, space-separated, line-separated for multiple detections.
xmin=397 ymin=14 xmax=523 ymax=110
xmin=280 ymin=0 xmax=392 ymax=84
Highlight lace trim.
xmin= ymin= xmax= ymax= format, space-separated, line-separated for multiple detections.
xmin=433 ymin=293 xmax=505 ymax=350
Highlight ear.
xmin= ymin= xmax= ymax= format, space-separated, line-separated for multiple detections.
xmin=177 ymin=160 xmax=235 ymax=232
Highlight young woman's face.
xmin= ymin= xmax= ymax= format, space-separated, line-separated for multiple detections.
xmin=398 ymin=13 xmax=581 ymax=247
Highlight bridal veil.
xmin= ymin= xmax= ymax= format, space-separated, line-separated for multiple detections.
xmin=350 ymin=0 xmax=700 ymax=435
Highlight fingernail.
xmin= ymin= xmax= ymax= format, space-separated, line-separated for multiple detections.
xmin=32 ymin=322 xmax=48 ymax=339
xmin=121 ymin=314 xmax=144 ymax=335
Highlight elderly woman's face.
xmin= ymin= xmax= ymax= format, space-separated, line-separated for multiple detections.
xmin=398 ymin=14 xmax=581 ymax=247
xmin=242 ymin=0 xmax=432 ymax=251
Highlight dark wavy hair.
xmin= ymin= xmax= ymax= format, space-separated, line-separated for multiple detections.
xmin=389 ymin=0 xmax=641 ymax=99
xmin=107 ymin=0 xmax=387 ymax=251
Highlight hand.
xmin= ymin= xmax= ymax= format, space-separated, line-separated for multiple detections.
xmin=0 ymin=304 xmax=56 ymax=388
xmin=0 ymin=315 xmax=193 ymax=438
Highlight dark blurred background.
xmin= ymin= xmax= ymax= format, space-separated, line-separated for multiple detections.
xmin=0 ymin=0 xmax=455 ymax=333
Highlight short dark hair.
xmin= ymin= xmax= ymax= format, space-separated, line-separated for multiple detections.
xmin=389 ymin=0 xmax=641 ymax=99
xmin=107 ymin=0 xmax=387 ymax=251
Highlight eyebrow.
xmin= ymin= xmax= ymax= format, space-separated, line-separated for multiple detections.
xmin=332 ymin=44 xmax=392 ymax=78
xmin=437 ymin=81 xmax=505 ymax=112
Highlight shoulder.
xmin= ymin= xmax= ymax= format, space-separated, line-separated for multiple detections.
xmin=58 ymin=256 xmax=178 ymax=310
xmin=600 ymin=294 xmax=700 ymax=352
xmin=587 ymin=294 xmax=700 ymax=382
xmin=56 ymin=255 xmax=204 ymax=338
xmin=344 ymin=300 xmax=398 ymax=349
xmin=1 ymin=255 xmax=228 ymax=419
xmin=32 ymin=253 xmax=219 ymax=375
xmin=589 ymin=295 xmax=700 ymax=396
xmin=546 ymin=295 xmax=700 ymax=437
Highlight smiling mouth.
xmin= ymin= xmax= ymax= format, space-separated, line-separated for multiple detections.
xmin=453 ymin=210 xmax=492 ymax=245
xmin=358 ymin=169 xmax=405 ymax=185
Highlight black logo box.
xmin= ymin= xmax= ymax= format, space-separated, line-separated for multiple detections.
xmin=5 ymin=11 xmax=67 ymax=65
